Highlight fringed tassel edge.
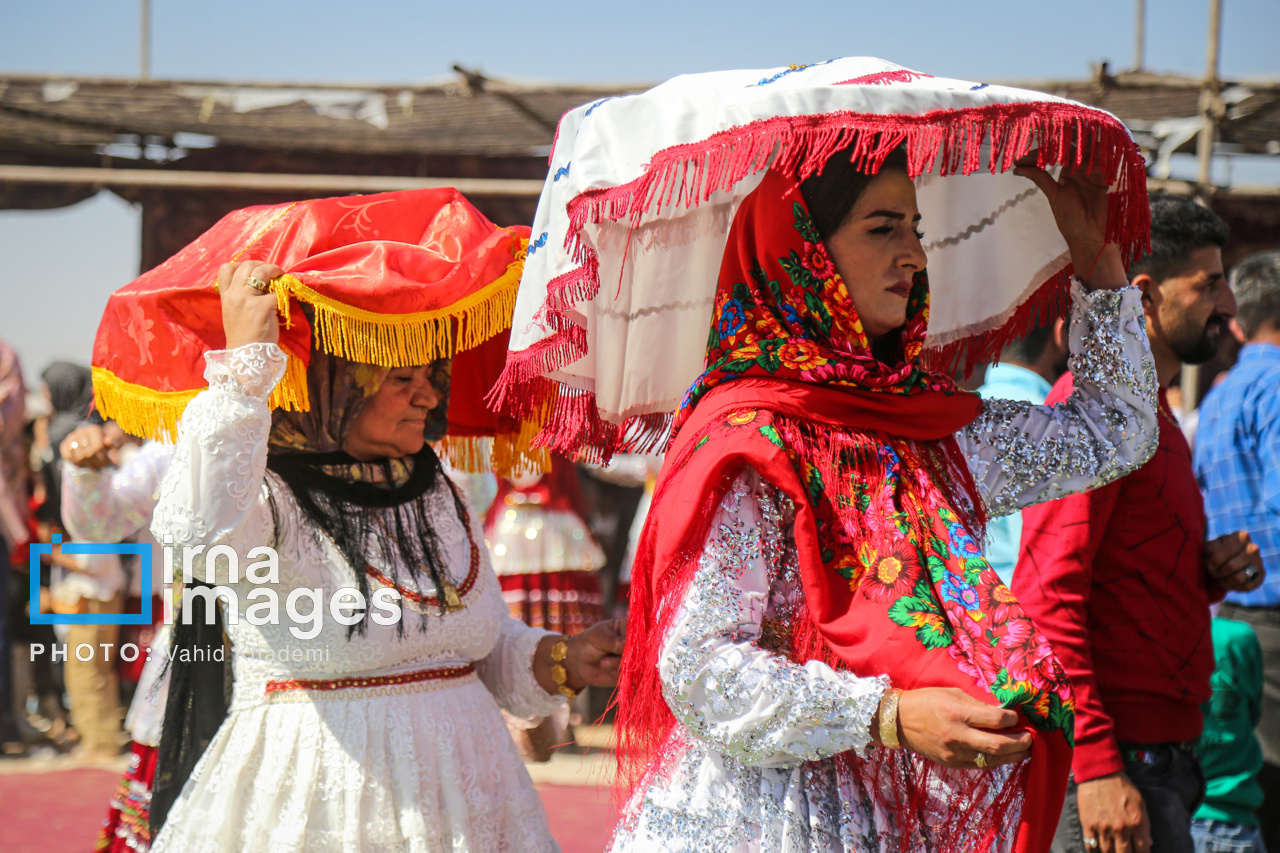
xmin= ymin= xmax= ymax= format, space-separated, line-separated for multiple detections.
xmin=90 ymin=367 xmax=197 ymax=443
xmin=271 ymin=248 xmax=524 ymax=368
xmin=91 ymin=350 xmax=310 ymax=443
xmin=434 ymin=421 xmax=550 ymax=478
xmin=923 ymin=267 xmax=1074 ymax=376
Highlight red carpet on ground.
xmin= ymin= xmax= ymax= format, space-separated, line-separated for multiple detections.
xmin=0 ymin=768 xmax=619 ymax=853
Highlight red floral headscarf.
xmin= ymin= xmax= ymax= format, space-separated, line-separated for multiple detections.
xmin=675 ymin=168 xmax=954 ymax=431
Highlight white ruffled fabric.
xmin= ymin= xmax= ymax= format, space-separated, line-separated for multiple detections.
xmin=150 ymin=343 xmax=565 ymax=853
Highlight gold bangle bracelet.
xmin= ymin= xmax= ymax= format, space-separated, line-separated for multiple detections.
xmin=550 ymin=636 xmax=578 ymax=700
xmin=879 ymin=688 xmax=903 ymax=749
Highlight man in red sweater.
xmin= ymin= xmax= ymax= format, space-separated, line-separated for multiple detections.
xmin=1015 ymin=196 xmax=1266 ymax=853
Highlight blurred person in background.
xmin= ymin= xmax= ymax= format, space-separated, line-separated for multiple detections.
xmin=10 ymin=388 xmax=69 ymax=751
xmin=976 ymin=321 xmax=1069 ymax=585
xmin=1195 ymin=249 xmax=1280 ymax=852
xmin=1191 ymin=615 xmax=1267 ymax=853
xmin=36 ymin=473 xmax=127 ymax=758
xmin=485 ymin=455 xmax=606 ymax=761
xmin=59 ymin=420 xmax=175 ymax=851
xmin=0 ymin=339 xmax=28 ymax=754
xmin=40 ymin=362 xmax=94 ymax=464
xmin=614 ymin=455 xmax=663 ymax=618
xmin=1016 ymin=196 xmax=1264 ymax=853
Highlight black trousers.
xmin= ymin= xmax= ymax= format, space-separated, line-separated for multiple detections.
xmin=1052 ymin=744 xmax=1204 ymax=853
xmin=1219 ymin=603 xmax=1280 ymax=853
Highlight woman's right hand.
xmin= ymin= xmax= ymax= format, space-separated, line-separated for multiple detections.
xmin=218 ymin=260 xmax=283 ymax=349
xmin=896 ymin=687 xmax=1033 ymax=769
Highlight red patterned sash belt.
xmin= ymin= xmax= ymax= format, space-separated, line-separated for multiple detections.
xmin=264 ymin=663 xmax=477 ymax=699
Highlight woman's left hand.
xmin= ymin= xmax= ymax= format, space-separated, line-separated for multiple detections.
xmin=1015 ymin=160 xmax=1129 ymax=291
xmin=566 ymin=618 xmax=626 ymax=689
xmin=534 ymin=618 xmax=626 ymax=696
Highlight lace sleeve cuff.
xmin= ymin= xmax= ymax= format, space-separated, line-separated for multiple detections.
xmin=475 ymin=616 xmax=565 ymax=721
xmin=204 ymin=343 xmax=288 ymax=401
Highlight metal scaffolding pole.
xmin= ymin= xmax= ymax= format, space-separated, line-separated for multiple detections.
xmin=139 ymin=0 xmax=151 ymax=80
xmin=1183 ymin=0 xmax=1224 ymax=411
xmin=1196 ymin=0 xmax=1223 ymax=197
xmin=1134 ymin=0 xmax=1146 ymax=70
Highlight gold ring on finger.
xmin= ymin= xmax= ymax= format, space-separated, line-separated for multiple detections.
xmin=245 ymin=276 xmax=270 ymax=292
xmin=974 ymin=752 xmax=989 ymax=770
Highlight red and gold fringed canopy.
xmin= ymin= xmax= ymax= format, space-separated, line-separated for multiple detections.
xmin=92 ymin=187 xmax=540 ymax=474
xmin=489 ymin=57 xmax=1151 ymax=464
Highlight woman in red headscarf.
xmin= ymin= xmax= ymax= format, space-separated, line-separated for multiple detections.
xmin=608 ymin=148 xmax=1159 ymax=853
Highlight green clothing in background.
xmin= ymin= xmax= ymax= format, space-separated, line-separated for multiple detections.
xmin=1196 ymin=617 xmax=1266 ymax=827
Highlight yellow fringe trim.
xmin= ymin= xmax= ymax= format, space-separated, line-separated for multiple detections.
xmin=92 ymin=350 xmax=310 ymax=443
xmin=91 ymin=367 xmax=198 ymax=443
xmin=267 ymin=350 xmax=311 ymax=415
xmin=435 ymin=420 xmax=549 ymax=478
xmin=269 ymin=241 xmax=526 ymax=368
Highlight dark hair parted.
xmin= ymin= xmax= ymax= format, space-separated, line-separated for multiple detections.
xmin=800 ymin=145 xmax=910 ymax=241
xmin=1230 ymin=250 xmax=1280 ymax=339
xmin=1128 ymin=195 xmax=1229 ymax=283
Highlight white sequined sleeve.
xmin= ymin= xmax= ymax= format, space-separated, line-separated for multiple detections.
xmin=659 ymin=467 xmax=889 ymax=769
xmin=62 ymin=442 xmax=175 ymax=543
xmin=150 ymin=343 xmax=287 ymax=583
xmin=957 ymin=283 xmax=1158 ymax=518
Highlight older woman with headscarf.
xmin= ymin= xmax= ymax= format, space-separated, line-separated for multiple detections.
xmin=146 ymin=259 xmax=624 ymax=853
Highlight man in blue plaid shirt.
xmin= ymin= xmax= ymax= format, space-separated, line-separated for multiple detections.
xmin=1195 ymin=250 xmax=1280 ymax=852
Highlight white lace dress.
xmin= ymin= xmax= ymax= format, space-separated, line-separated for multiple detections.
xmin=610 ymin=284 xmax=1160 ymax=852
xmin=149 ymin=343 xmax=566 ymax=853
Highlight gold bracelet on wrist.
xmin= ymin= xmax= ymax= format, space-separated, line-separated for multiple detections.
xmin=550 ymin=636 xmax=578 ymax=700
xmin=878 ymin=688 xmax=903 ymax=750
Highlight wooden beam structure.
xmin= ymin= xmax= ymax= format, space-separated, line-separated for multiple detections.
xmin=0 ymin=164 xmax=543 ymax=196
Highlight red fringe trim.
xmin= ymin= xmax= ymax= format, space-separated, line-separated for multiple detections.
xmin=492 ymin=101 xmax=1150 ymax=464
xmin=925 ymin=266 xmax=1074 ymax=376
xmin=836 ymin=69 xmax=935 ymax=86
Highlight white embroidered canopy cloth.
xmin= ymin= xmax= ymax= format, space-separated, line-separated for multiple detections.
xmin=489 ymin=57 xmax=1150 ymax=461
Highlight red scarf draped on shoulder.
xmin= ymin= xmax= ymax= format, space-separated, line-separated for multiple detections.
xmin=614 ymin=169 xmax=1074 ymax=853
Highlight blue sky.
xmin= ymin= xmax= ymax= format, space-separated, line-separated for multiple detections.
xmin=2 ymin=0 xmax=1278 ymax=383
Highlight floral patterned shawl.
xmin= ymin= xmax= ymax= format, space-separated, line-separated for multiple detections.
xmin=615 ymin=168 xmax=1074 ymax=853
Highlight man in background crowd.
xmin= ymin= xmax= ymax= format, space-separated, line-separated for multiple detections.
xmin=1195 ymin=249 xmax=1280 ymax=852
xmin=1015 ymin=196 xmax=1265 ymax=853
xmin=977 ymin=320 xmax=1069 ymax=585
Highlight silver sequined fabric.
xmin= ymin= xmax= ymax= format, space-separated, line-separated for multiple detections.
xmin=959 ymin=283 xmax=1158 ymax=517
